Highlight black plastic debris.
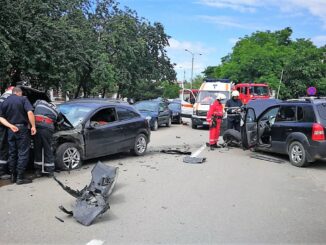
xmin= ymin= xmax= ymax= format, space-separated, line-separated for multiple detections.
xmin=54 ymin=162 xmax=118 ymax=226
xmin=250 ymin=154 xmax=285 ymax=164
xmin=183 ymin=156 xmax=206 ymax=164
xmin=55 ymin=216 xmax=64 ymax=223
xmin=160 ymin=149 xmax=191 ymax=155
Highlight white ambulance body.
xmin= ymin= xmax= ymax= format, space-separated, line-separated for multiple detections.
xmin=191 ymin=79 xmax=231 ymax=129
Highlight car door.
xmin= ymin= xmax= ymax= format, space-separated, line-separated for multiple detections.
xmin=241 ymin=107 xmax=258 ymax=149
xmin=116 ymin=106 xmax=142 ymax=148
xmin=84 ymin=107 xmax=124 ymax=158
xmin=158 ymin=102 xmax=170 ymax=125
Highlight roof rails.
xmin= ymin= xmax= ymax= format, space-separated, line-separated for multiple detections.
xmin=286 ymin=97 xmax=326 ymax=103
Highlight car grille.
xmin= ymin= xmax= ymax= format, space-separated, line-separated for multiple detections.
xmin=197 ymin=110 xmax=207 ymax=117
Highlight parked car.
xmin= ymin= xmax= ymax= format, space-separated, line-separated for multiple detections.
xmin=168 ymin=100 xmax=182 ymax=124
xmin=242 ymin=98 xmax=326 ymax=167
xmin=134 ymin=100 xmax=171 ymax=130
xmin=54 ymin=99 xmax=151 ymax=170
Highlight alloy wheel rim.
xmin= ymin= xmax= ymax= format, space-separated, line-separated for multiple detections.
xmin=63 ymin=147 xmax=80 ymax=169
xmin=154 ymin=120 xmax=158 ymax=130
xmin=136 ymin=137 xmax=146 ymax=153
xmin=291 ymin=145 xmax=303 ymax=164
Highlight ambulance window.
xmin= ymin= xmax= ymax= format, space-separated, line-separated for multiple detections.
xmin=242 ymin=87 xmax=248 ymax=95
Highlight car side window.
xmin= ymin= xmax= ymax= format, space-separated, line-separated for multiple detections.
xmin=303 ymin=105 xmax=316 ymax=122
xmin=159 ymin=103 xmax=164 ymax=112
xmin=260 ymin=107 xmax=279 ymax=124
xmin=117 ymin=107 xmax=139 ymax=121
xmin=297 ymin=106 xmax=304 ymax=122
xmin=90 ymin=108 xmax=117 ymax=127
xmin=276 ymin=106 xmax=296 ymax=122
xmin=246 ymin=108 xmax=256 ymax=123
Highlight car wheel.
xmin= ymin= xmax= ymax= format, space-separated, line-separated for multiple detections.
xmin=152 ymin=119 xmax=158 ymax=131
xmin=132 ymin=134 xmax=148 ymax=156
xmin=178 ymin=116 xmax=182 ymax=124
xmin=288 ymin=141 xmax=310 ymax=167
xmin=166 ymin=117 xmax=171 ymax=127
xmin=191 ymin=119 xmax=197 ymax=129
xmin=55 ymin=143 xmax=82 ymax=170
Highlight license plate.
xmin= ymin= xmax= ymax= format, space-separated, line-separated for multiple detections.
xmin=203 ymin=121 xmax=208 ymax=125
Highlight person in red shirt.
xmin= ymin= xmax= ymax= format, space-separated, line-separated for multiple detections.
xmin=206 ymin=93 xmax=226 ymax=150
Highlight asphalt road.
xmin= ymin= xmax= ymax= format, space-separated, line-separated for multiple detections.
xmin=1 ymin=123 xmax=326 ymax=244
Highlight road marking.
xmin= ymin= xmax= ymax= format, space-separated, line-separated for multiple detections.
xmin=86 ymin=240 xmax=104 ymax=245
xmin=191 ymin=144 xmax=206 ymax=157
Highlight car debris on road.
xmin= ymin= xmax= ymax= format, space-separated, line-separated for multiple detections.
xmin=54 ymin=162 xmax=118 ymax=226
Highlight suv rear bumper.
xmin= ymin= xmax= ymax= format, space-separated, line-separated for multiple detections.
xmin=306 ymin=140 xmax=326 ymax=161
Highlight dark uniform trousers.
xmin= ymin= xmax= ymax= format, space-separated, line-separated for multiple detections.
xmin=0 ymin=125 xmax=8 ymax=174
xmin=227 ymin=116 xmax=241 ymax=132
xmin=34 ymin=126 xmax=55 ymax=172
xmin=7 ymin=125 xmax=30 ymax=175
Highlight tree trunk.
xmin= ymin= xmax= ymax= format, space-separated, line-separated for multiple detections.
xmin=75 ymin=81 xmax=82 ymax=98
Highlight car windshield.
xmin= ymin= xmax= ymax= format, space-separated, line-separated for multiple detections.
xmin=58 ymin=104 xmax=93 ymax=127
xmin=168 ymin=103 xmax=181 ymax=111
xmin=317 ymin=103 xmax=326 ymax=126
xmin=196 ymin=91 xmax=229 ymax=105
xmin=249 ymin=86 xmax=269 ymax=96
xmin=134 ymin=101 xmax=158 ymax=112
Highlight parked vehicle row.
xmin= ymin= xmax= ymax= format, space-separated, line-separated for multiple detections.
xmin=133 ymin=98 xmax=182 ymax=131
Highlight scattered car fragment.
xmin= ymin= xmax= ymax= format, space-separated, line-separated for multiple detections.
xmin=54 ymin=162 xmax=118 ymax=226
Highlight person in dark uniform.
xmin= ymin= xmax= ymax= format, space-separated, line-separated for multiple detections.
xmin=0 ymin=87 xmax=36 ymax=184
xmin=33 ymin=100 xmax=63 ymax=177
xmin=0 ymin=88 xmax=13 ymax=179
xmin=225 ymin=90 xmax=243 ymax=132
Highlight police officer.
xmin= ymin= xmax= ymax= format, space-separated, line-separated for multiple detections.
xmin=0 ymin=88 xmax=13 ymax=179
xmin=225 ymin=90 xmax=243 ymax=132
xmin=0 ymin=86 xmax=36 ymax=184
xmin=33 ymin=100 xmax=63 ymax=177
xmin=207 ymin=93 xmax=226 ymax=150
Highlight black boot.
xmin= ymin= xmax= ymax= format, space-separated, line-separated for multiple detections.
xmin=0 ymin=170 xmax=11 ymax=180
xmin=210 ymin=145 xmax=215 ymax=151
xmin=16 ymin=173 xmax=32 ymax=185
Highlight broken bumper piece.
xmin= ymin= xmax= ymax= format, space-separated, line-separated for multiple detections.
xmin=54 ymin=161 xmax=118 ymax=226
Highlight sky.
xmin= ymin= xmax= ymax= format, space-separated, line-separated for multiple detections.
xmin=117 ymin=0 xmax=326 ymax=81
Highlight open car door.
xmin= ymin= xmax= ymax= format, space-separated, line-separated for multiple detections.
xmin=241 ymin=107 xmax=258 ymax=149
xmin=180 ymin=89 xmax=196 ymax=118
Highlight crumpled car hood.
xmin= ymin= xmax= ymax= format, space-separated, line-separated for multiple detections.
xmin=54 ymin=162 xmax=118 ymax=226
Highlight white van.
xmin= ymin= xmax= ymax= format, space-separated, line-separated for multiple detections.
xmin=191 ymin=79 xmax=231 ymax=129
xmin=179 ymin=89 xmax=198 ymax=118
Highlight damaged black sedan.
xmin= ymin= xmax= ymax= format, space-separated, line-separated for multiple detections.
xmin=54 ymin=99 xmax=151 ymax=170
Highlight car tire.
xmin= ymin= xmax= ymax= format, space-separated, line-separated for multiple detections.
xmin=178 ymin=116 xmax=182 ymax=124
xmin=55 ymin=143 xmax=82 ymax=170
xmin=191 ymin=119 xmax=197 ymax=129
xmin=152 ymin=119 xmax=158 ymax=131
xmin=132 ymin=134 xmax=148 ymax=156
xmin=288 ymin=141 xmax=310 ymax=167
xmin=166 ymin=117 xmax=171 ymax=127
xmin=223 ymin=129 xmax=241 ymax=147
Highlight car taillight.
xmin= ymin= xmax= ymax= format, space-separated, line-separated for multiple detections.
xmin=312 ymin=123 xmax=325 ymax=141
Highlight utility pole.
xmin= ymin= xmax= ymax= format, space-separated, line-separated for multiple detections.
xmin=185 ymin=49 xmax=202 ymax=89
xmin=276 ymin=69 xmax=284 ymax=99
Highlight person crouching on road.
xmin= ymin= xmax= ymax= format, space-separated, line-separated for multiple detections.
xmin=0 ymin=86 xmax=36 ymax=184
xmin=33 ymin=100 xmax=64 ymax=177
xmin=206 ymin=93 xmax=226 ymax=150
xmin=225 ymin=90 xmax=243 ymax=132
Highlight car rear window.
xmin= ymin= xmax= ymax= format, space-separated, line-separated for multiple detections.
xmin=316 ymin=103 xmax=326 ymax=125
xmin=297 ymin=106 xmax=315 ymax=122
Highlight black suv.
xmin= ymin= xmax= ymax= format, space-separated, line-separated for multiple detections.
xmin=242 ymin=98 xmax=326 ymax=167
xmin=54 ymin=99 xmax=151 ymax=170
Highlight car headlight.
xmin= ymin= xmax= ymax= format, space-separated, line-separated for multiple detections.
xmin=145 ymin=116 xmax=152 ymax=121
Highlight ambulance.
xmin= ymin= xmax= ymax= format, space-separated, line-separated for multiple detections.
xmin=191 ymin=79 xmax=231 ymax=129
xmin=179 ymin=89 xmax=198 ymax=118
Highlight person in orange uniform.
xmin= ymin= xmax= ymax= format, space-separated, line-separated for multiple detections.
xmin=206 ymin=93 xmax=226 ymax=150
